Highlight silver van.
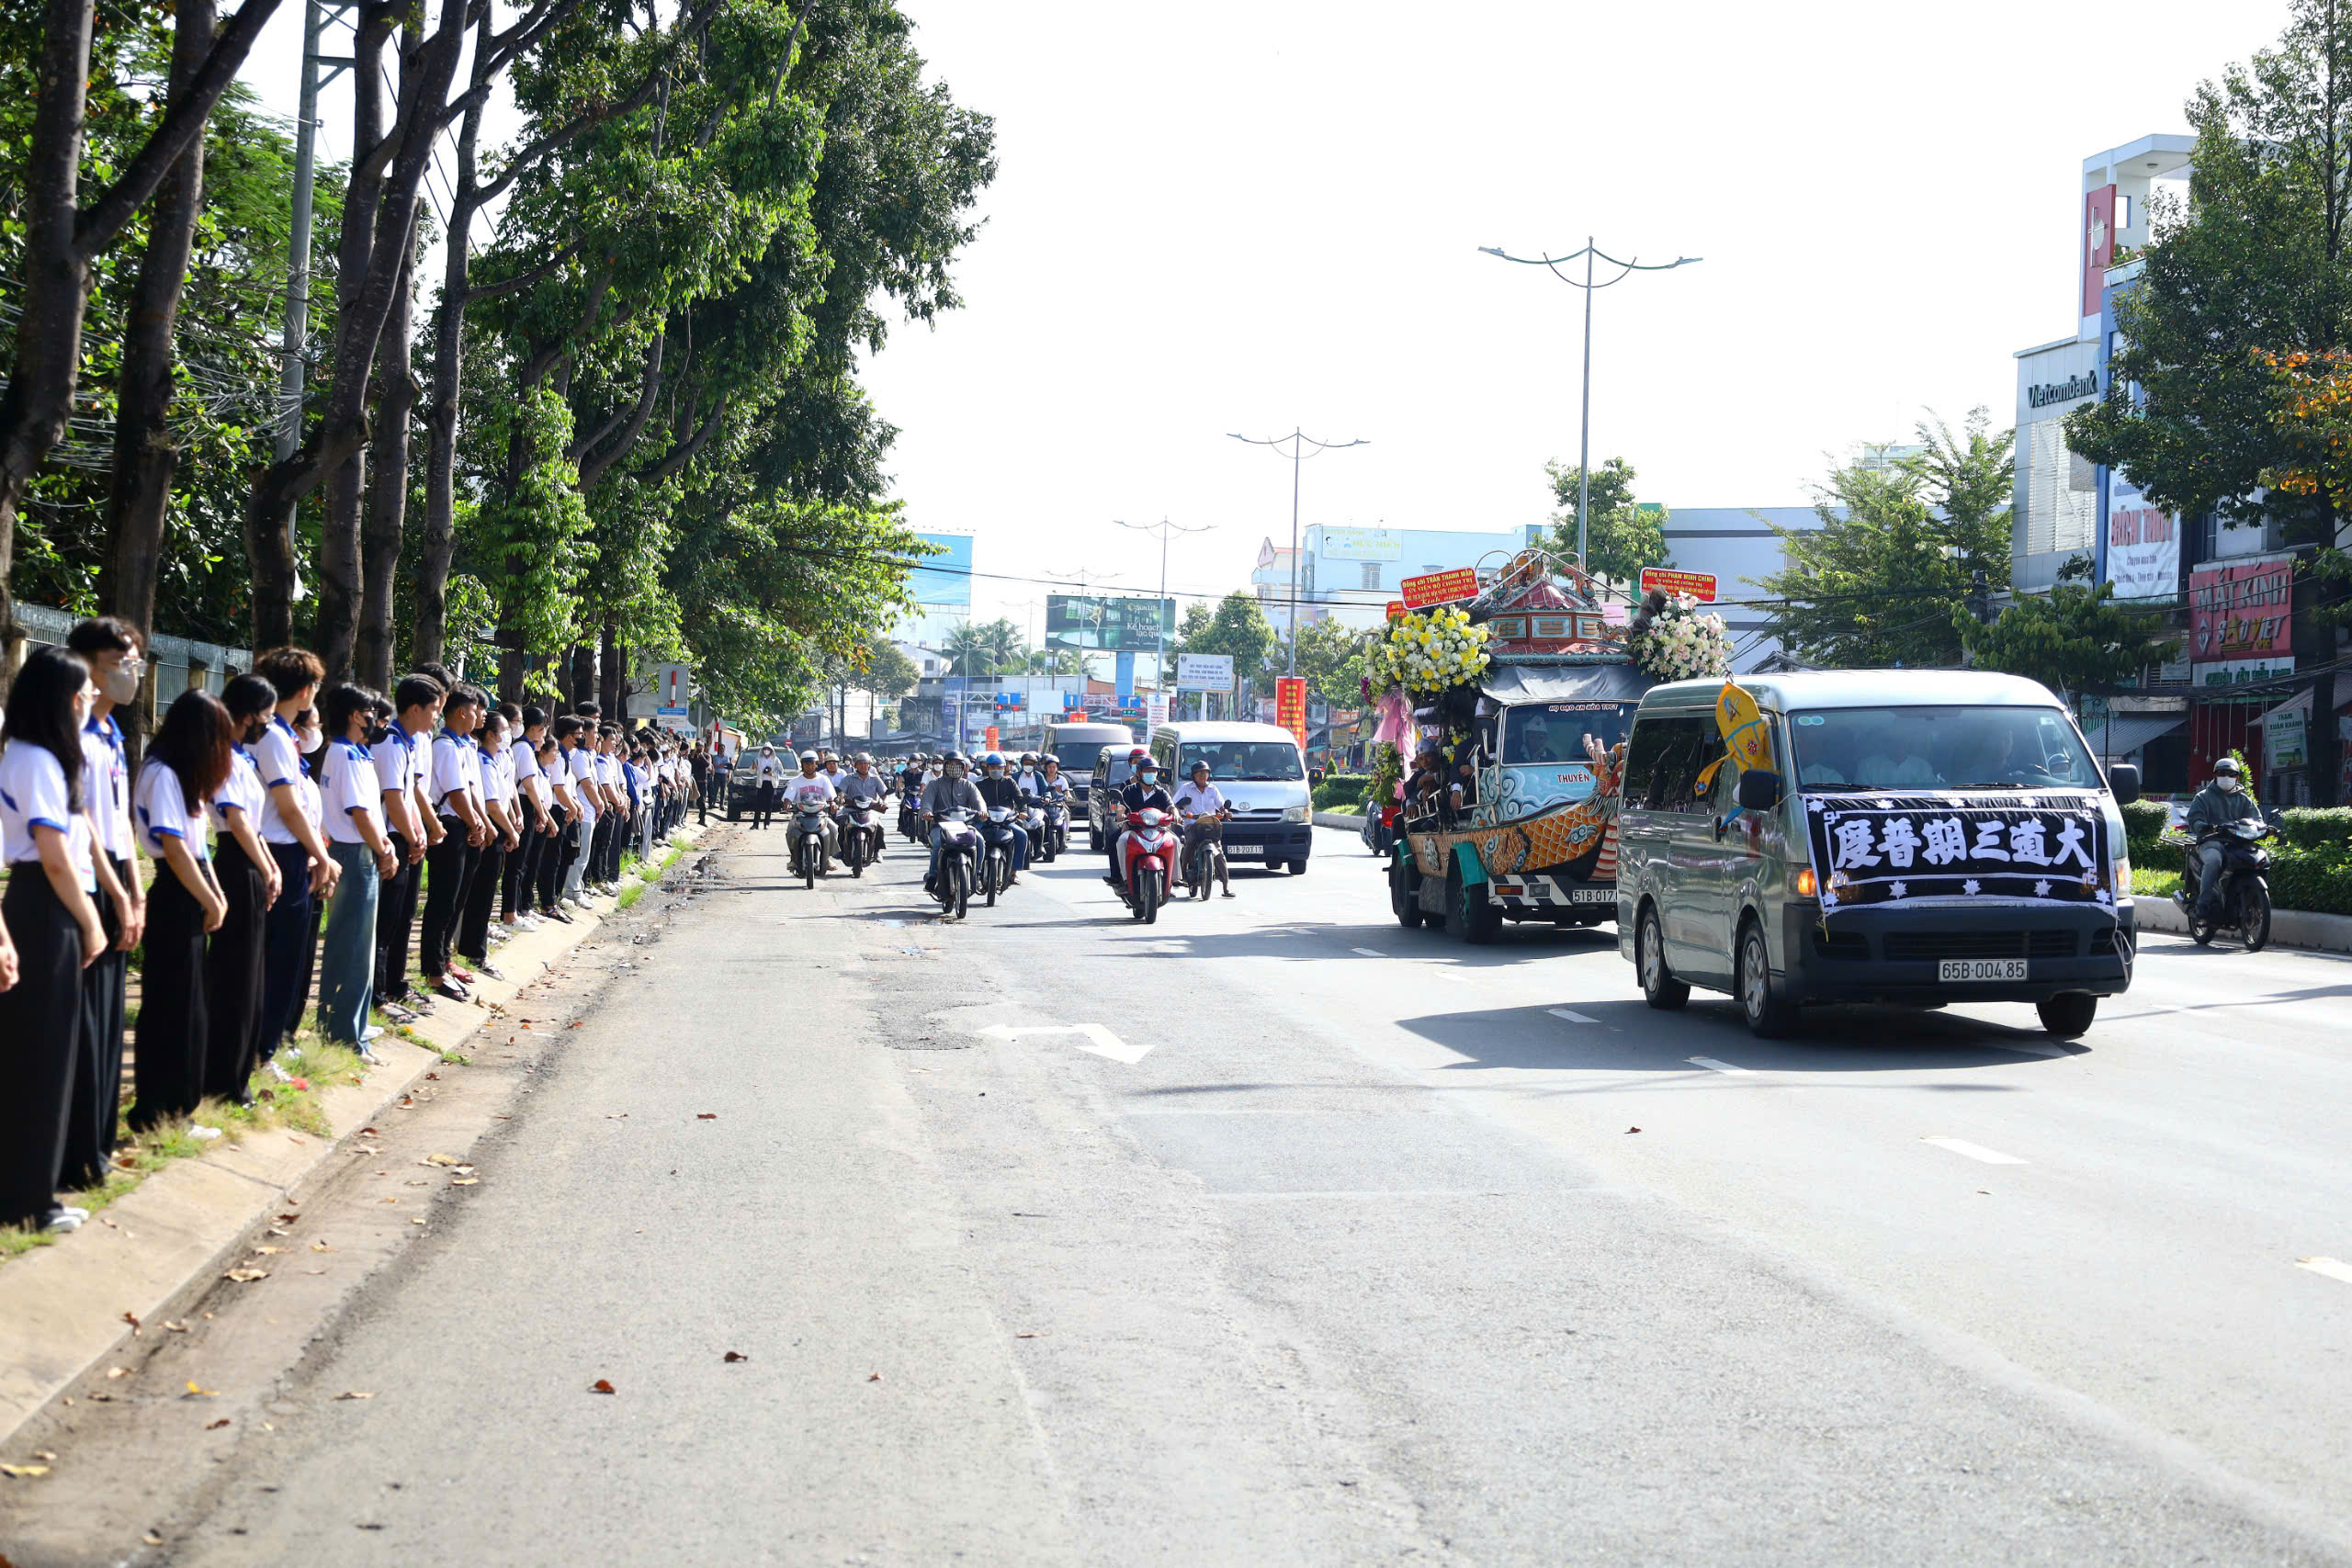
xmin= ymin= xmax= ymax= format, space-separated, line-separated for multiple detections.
xmin=1148 ymin=721 xmax=1314 ymax=874
xmin=1615 ymin=671 xmax=2139 ymax=1039
xmin=1042 ymin=721 xmax=1133 ymax=812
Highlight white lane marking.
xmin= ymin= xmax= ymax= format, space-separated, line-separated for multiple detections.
xmin=1547 ymin=1008 xmax=1598 ymax=1024
xmin=1922 ymin=1136 xmax=2028 ymax=1166
xmin=974 ymin=1022 xmax=1154 ymax=1065
xmin=1351 ymin=947 xmax=1386 ymax=958
xmin=1686 ymin=1056 xmax=1752 ymax=1076
xmin=1984 ymin=1043 xmax=2072 ymax=1059
xmin=2298 ymin=1257 xmax=2352 ymax=1285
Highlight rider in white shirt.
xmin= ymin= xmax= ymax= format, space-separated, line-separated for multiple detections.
xmin=1173 ymin=759 xmax=1233 ymax=899
xmin=783 ymin=750 xmax=838 ymax=866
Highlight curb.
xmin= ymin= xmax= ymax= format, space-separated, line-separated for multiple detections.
xmin=2130 ymin=895 xmax=2352 ymax=954
xmin=1312 ymin=811 xmax=1366 ymax=832
xmin=0 ymin=826 xmax=707 ymax=1450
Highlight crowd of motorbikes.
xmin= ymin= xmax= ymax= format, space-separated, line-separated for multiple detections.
xmin=759 ymin=747 xmax=1231 ymax=924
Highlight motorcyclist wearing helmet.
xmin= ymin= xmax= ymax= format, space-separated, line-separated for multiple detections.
xmin=1173 ymin=758 xmax=1234 ymax=898
xmin=1103 ymin=747 xmax=1174 ymax=890
xmin=2186 ymin=756 xmax=2267 ymax=919
xmin=897 ymin=753 xmax=925 ymax=800
xmin=921 ymin=750 xmax=986 ymax=894
xmin=1012 ymin=752 xmax=1042 ymax=798
xmin=972 ymin=751 xmax=1031 ymax=884
xmin=786 ymin=750 xmax=839 ymax=868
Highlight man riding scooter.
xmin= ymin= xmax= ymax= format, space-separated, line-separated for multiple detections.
xmin=1031 ymin=756 xmax=1072 ymax=859
xmin=2186 ymin=755 xmax=2267 ymax=921
xmin=973 ymin=751 xmax=1031 ymax=886
xmin=838 ymin=751 xmax=891 ymax=865
xmin=1173 ymin=758 xmax=1235 ymax=898
xmin=921 ymin=750 xmax=987 ymax=895
xmin=1102 ymin=747 xmax=1174 ymax=894
xmin=784 ymin=750 xmax=840 ymax=872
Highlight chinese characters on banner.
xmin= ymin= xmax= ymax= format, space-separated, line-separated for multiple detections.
xmin=1275 ymin=676 xmax=1308 ymax=748
xmin=1802 ymin=794 xmax=2111 ymax=908
xmin=2188 ymin=556 xmax=2293 ymax=686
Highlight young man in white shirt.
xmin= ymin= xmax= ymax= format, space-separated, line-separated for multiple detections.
xmin=784 ymin=750 xmax=839 ymax=869
xmin=419 ymin=685 xmax=489 ymax=999
xmin=458 ymin=708 xmax=521 ymax=977
xmin=250 ymin=646 xmax=337 ymax=1053
xmin=554 ymin=715 xmax=595 ymax=908
xmin=373 ymin=673 xmax=442 ymax=1015
xmin=62 ymin=616 xmax=147 ymax=1189
xmin=1172 ymin=759 xmax=1234 ymax=898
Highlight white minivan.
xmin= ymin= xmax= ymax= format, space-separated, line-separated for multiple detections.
xmin=1147 ymin=721 xmax=1314 ymax=874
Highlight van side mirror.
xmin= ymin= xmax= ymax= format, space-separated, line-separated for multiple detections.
xmin=1736 ymin=768 xmax=1784 ymax=812
xmin=2106 ymin=761 xmax=2141 ymax=805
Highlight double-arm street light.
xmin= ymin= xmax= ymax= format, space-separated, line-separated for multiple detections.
xmin=1114 ymin=517 xmax=1212 ymax=694
xmin=1479 ymin=239 xmax=1701 ymax=573
xmin=1227 ymin=429 xmax=1369 ymax=672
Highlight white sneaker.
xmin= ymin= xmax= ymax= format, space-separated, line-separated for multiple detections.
xmin=361 ymin=1024 xmax=384 ymax=1043
xmin=188 ymin=1125 xmax=223 ymax=1142
xmin=267 ymin=1060 xmax=293 ymax=1084
xmin=356 ymin=1044 xmax=386 ymax=1066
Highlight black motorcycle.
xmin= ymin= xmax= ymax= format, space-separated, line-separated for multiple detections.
xmin=2178 ymin=819 xmax=2274 ymax=952
xmin=978 ymin=806 xmax=1022 ymax=906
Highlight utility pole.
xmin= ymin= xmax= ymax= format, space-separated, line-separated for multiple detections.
xmin=1228 ymin=430 xmax=1368 ymax=673
xmin=276 ymin=0 xmax=355 ymax=602
xmin=1114 ymin=517 xmax=1211 ymax=694
xmin=1479 ymin=239 xmax=1701 ymax=571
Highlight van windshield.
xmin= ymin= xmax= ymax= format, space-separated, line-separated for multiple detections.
xmin=1789 ymin=706 xmax=2100 ymax=792
xmin=1179 ymin=742 xmax=1303 ymax=782
xmin=1048 ymin=739 xmax=1108 ymax=768
xmin=1502 ymin=702 xmax=1633 ymax=764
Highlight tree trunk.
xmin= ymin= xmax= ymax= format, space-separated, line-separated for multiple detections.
xmin=96 ymin=0 xmax=213 ymax=649
xmin=600 ymin=620 xmax=622 ymax=719
xmin=565 ymin=641 xmax=594 ymax=711
xmin=356 ymin=243 xmax=414 ymax=688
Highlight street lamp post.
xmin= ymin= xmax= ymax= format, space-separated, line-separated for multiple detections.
xmin=1114 ymin=516 xmax=1212 ymax=698
xmin=1478 ymin=239 xmax=1701 ymax=573
xmin=1227 ymin=430 xmax=1368 ymax=672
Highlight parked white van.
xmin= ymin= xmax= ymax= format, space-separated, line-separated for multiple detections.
xmin=1615 ymin=671 xmax=2139 ymax=1039
xmin=1146 ymin=721 xmax=1314 ymax=874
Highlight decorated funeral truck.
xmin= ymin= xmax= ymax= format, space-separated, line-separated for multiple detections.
xmin=1381 ymin=549 xmax=1699 ymax=942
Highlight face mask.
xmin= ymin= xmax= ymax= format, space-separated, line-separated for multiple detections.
xmin=102 ymin=662 xmax=141 ymax=705
xmin=2219 ymin=777 xmax=2240 ymax=794
xmin=244 ymin=720 xmax=267 ymax=746
xmin=299 ymin=727 xmax=323 ymax=752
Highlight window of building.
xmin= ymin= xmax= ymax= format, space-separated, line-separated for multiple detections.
xmin=1360 ymin=561 xmax=1382 ymax=590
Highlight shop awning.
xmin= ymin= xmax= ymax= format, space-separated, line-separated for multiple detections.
xmin=2089 ymin=712 xmax=2185 ymax=757
xmin=2250 ymin=687 xmax=2312 ymax=728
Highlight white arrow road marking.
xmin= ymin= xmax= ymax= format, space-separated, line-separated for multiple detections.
xmin=1351 ymin=947 xmax=1386 ymax=958
xmin=1686 ymin=1056 xmax=1752 ymax=1075
xmin=2298 ymin=1257 xmax=2352 ymax=1286
xmin=975 ymin=1023 xmax=1154 ymax=1065
xmin=1546 ymin=1008 xmax=1598 ymax=1024
xmin=1922 ymin=1136 xmax=2028 ymax=1166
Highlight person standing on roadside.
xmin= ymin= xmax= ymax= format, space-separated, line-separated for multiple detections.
xmin=458 ymin=709 xmax=520 ymax=979
xmin=0 ymin=648 xmax=109 ymax=1234
xmin=249 ymin=648 xmax=337 ymax=1058
xmin=131 ymin=689 xmax=234 ymax=1122
xmin=62 ymin=617 xmax=146 ymax=1190
xmin=373 ymin=675 xmax=440 ymax=1015
xmin=505 ymin=705 xmax=550 ymax=929
xmin=421 ymin=686 xmax=489 ymax=1001
xmin=205 ymin=675 xmax=281 ymax=1102
xmin=556 ymin=714 xmax=596 ymax=907
xmin=316 ymin=683 xmax=401 ymax=1056
xmin=690 ymin=743 xmax=711 ymax=826
xmin=753 ymin=743 xmax=784 ymax=829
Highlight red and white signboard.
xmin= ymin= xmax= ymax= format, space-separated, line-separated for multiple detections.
xmin=1275 ymin=676 xmax=1309 ymax=747
xmin=1398 ymin=568 xmax=1477 ymax=610
xmin=1639 ymin=567 xmax=1717 ymax=603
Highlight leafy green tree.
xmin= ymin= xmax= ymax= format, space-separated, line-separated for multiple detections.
xmin=1026 ymin=646 xmax=1087 ymax=676
xmin=1182 ymin=591 xmax=1277 ymax=693
xmin=1957 ymin=581 xmax=2182 ymax=708
xmin=2063 ymin=0 xmax=2352 ymax=796
xmin=1288 ymin=616 xmax=1369 ymax=706
xmin=1544 ymin=456 xmax=1667 ymax=590
xmin=853 ymin=640 xmax=922 ymax=702
xmin=1754 ymin=411 xmax=2015 ymax=668
xmin=1175 ymin=600 xmax=1216 ymax=646
xmin=942 ymin=617 xmax=1023 ymax=677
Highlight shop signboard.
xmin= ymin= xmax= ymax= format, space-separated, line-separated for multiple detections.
xmin=2196 ymin=657 xmax=2294 ymax=691
xmin=2105 ymin=474 xmax=2179 ymax=602
xmin=1638 ymin=567 xmax=1717 ymax=603
xmin=1319 ymin=526 xmax=1401 ymax=561
xmin=1275 ymin=676 xmax=1308 ymax=747
xmin=1175 ymin=652 xmax=1234 ymax=691
xmin=2266 ymin=703 xmax=2309 ymax=771
xmin=2189 ymin=556 xmax=2293 ymax=685
xmin=1398 ymin=568 xmax=1477 ymax=610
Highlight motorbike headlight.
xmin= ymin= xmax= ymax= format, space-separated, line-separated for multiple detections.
xmin=1283 ymin=805 xmax=1309 ymax=823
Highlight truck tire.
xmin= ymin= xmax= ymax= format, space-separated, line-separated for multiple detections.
xmin=1390 ymin=853 xmax=1425 ymax=929
xmin=1638 ymin=906 xmax=1690 ymax=1011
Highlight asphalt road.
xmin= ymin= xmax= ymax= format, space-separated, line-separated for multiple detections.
xmin=14 ymin=822 xmax=2352 ymax=1566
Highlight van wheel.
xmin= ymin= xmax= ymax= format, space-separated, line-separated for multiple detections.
xmin=1286 ymin=859 xmax=1307 ymax=876
xmin=1089 ymin=824 xmax=1102 ymax=852
xmin=1638 ymin=907 xmax=1689 ymax=1011
xmin=2036 ymin=993 xmax=2098 ymax=1038
xmin=1738 ymin=920 xmax=1797 ymax=1038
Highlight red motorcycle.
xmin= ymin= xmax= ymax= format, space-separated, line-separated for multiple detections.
xmin=1119 ymin=807 xmax=1179 ymax=923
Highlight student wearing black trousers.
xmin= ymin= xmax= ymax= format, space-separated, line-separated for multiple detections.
xmin=374 ymin=675 xmax=443 ymax=1011
xmin=505 ymin=708 xmax=551 ymax=926
xmin=458 ymin=710 xmax=518 ymax=977
xmin=419 ymin=687 xmax=488 ymax=1001
xmin=130 ymin=690 xmax=235 ymax=1130
xmin=537 ymin=729 xmax=581 ymax=921
xmin=63 ymin=616 xmax=146 ymax=1190
xmin=204 ymin=675 xmax=282 ymax=1103
xmin=0 ymin=648 xmax=110 ymax=1235
xmin=248 ymin=648 xmax=334 ymax=1062
xmin=283 ymin=708 xmax=329 ymax=1053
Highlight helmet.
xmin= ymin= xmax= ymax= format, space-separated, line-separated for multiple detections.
xmin=1019 ymin=752 xmax=1037 ymax=767
xmin=2214 ymin=756 xmax=2243 ymax=777
xmin=1190 ymin=757 xmax=1212 ymax=775
xmin=799 ymin=750 xmax=820 ymax=766
xmin=854 ymin=751 xmax=873 ymax=766
xmin=942 ymin=749 xmax=968 ymax=768
xmin=982 ymin=751 xmax=1007 ymax=772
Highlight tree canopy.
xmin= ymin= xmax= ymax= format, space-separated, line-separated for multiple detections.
xmin=1544 ymin=457 xmax=1668 ymax=591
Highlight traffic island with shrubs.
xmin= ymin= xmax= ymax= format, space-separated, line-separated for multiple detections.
xmin=2122 ymin=798 xmax=2352 ymax=917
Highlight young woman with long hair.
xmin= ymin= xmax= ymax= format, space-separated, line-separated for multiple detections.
xmin=129 ymin=689 xmax=233 ymax=1131
xmin=205 ymin=674 xmax=282 ymax=1100
xmin=0 ymin=647 xmax=109 ymax=1232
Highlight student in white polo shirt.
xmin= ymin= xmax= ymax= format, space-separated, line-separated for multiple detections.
xmin=556 ymin=714 xmax=596 ymax=907
xmin=458 ymin=708 xmax=520 ymax=976
xmin=130 ymin=689 xmax=233 ymax=1130
xmin=62 ymin=615 xmax=146 ymax=1190
xmin=0 ymin=647 xmax=110 ymax=1234
xmin=249 ymin=647 xmax=335 ymax=1055
xmin=316 ymin=683 xmax=401 ymax=1054
xmin=204 ymin=674 xmax=283 ymax=1103
xmin=420 ymin=685 xmax=489 ymax=999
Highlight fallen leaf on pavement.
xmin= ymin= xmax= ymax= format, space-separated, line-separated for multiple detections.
xmin=695 ymin=1113 xmax=717 ymax=1121
xmin=450 ymin=1178 xmax=479 ymax=1186
xmin=104 ymin=1367 xmax=130 ymax=1380
xmin=311 ymin=1241 xmax=335 ymax=1252
xmin=867 ymin=1373 xmax=882 ymax=1382
xmin=224 ymin=1269 xmax=267 ymax=1282
xmin=164 ymin=1321 xmax=189 ymax=1332
xmin=185 ymin=1382 xmax=218 ymax=1397
xmin=424 ymin=1155 xmax=460 ymax=1166
xmin=409 ymin=1218 xmax=426 ymax=1225
xmin=205 ymin=1418 xmax=231 ymax=1431
xmin=568 ymin=1021 xmax=584 ymax=1029
xmin=424 ymin=1071 xmax=439 ymax=1080
xmin=334 ymin=1391 xmax=374 ymax=1401
xmin=33 ymin=1450 xmax=55 ymax=1461
xmin=1 ymin=1464 xmax=52 ymax=1479
xmin=1625 ymin=1126 xmax=1641 ymax=1134
xmin=121 ymin=1311 xmax=141 ymax=1334
xmin=252 ymin=1245 xmax=283 ymax=1255
xmin=144 ymin=1532 xmax=164 ymax=1545
xmin=1014 ymin=1333 xmax=1043 ymax=1339
xmin=286 ymin=1131 xmax=307 ymax=1142
xmin=589 ymin=1379 xmax=616 ymax=1394
xmin=723 ymin=1351 xmax=748 ymax=1363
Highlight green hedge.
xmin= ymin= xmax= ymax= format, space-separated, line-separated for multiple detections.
xmin=2264 ymin=844 xmax=2352 ymax=916
xmin=2277 ymin=807 xmax=2352 ymax=851
xmin=1312 ymin=774 xmax=1370 ymax=812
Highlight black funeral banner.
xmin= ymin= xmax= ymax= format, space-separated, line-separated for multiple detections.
xmin=1801 ymin=792 xmax=2113 ymax=909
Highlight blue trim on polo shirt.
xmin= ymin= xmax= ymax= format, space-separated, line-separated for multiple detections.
xmin=28 ymin=815 xmax=68 ymax=833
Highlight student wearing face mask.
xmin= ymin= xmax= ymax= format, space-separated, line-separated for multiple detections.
xmin=317 ymin=684 xmax=401 ymax=1055
xmin=503 ymin=705 xmax=548 ymax=931
xmin=205 ymin=675 xmax=282 ymax=1103
xmin=131 ymin=689 xmax=235 ymax=1130
xmin=0 ymin=647 xmax=110 ymax=1234
xmin=62 ymin=617 xmax=147 ymax=1190
xmin=283 ymin=704 xmax=331 ymax=1061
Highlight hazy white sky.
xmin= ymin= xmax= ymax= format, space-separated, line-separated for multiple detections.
xmin=237 ymin=0 xmax=2290 ymax=634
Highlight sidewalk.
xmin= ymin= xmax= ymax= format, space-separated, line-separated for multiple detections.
xmin=0 ymin=825 xmax=707 ymax=1450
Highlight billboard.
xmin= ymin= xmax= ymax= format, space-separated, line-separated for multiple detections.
xmin=2189 ymin=555 xmax=2292 ymax=686
xmin=1318 ymin=526 xmax=1400 ymax=562
xmin=1176 ymin=652 xmax=1234 ymax=690
xmin=1046 ymin=595 xmax=1176 ymax=651
xmin=2104 ymin=473 xmax=2179 ymax=603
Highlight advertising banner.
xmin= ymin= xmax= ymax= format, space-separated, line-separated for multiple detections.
xmin=1319 ymin=526 xmax=1400 ymax=562
xmin=1175 ymin=652 xmax=1234 ymax=690
xmin=1399 ymin=568 xmax=1477 ymax=609
xmin=1804 ymin=792 xmax=2112 ymax=909
xmin=1145 ymin=693 xmax=1170 ymax=729
xmin=2105 ymin=475 xmax=2179 ymax=602
xmin=1638 ymin=568 xmax=1717 ymax=603
xmin=1276 ymin=676 xmax=1308 ymax=746
xmin=2189 ymin=556 xmax=2292 ymax=685
xmin=1046 ymin=595 xmax=1176 ymax=651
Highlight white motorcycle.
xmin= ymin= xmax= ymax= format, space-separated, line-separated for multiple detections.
xmin=790 ymin=804 xmax=831 ymax=888
xmin=930 ymin=807 xmax=980 ymax=919
xmin=842 ymin=797 xmax=887 ymax=877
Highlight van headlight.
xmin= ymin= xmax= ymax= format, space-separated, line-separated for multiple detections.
xmin=2111 ymin=854 xmax=2132 ymax=894
xmin=1283 ymin=805 xmax=1309 ymax=823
